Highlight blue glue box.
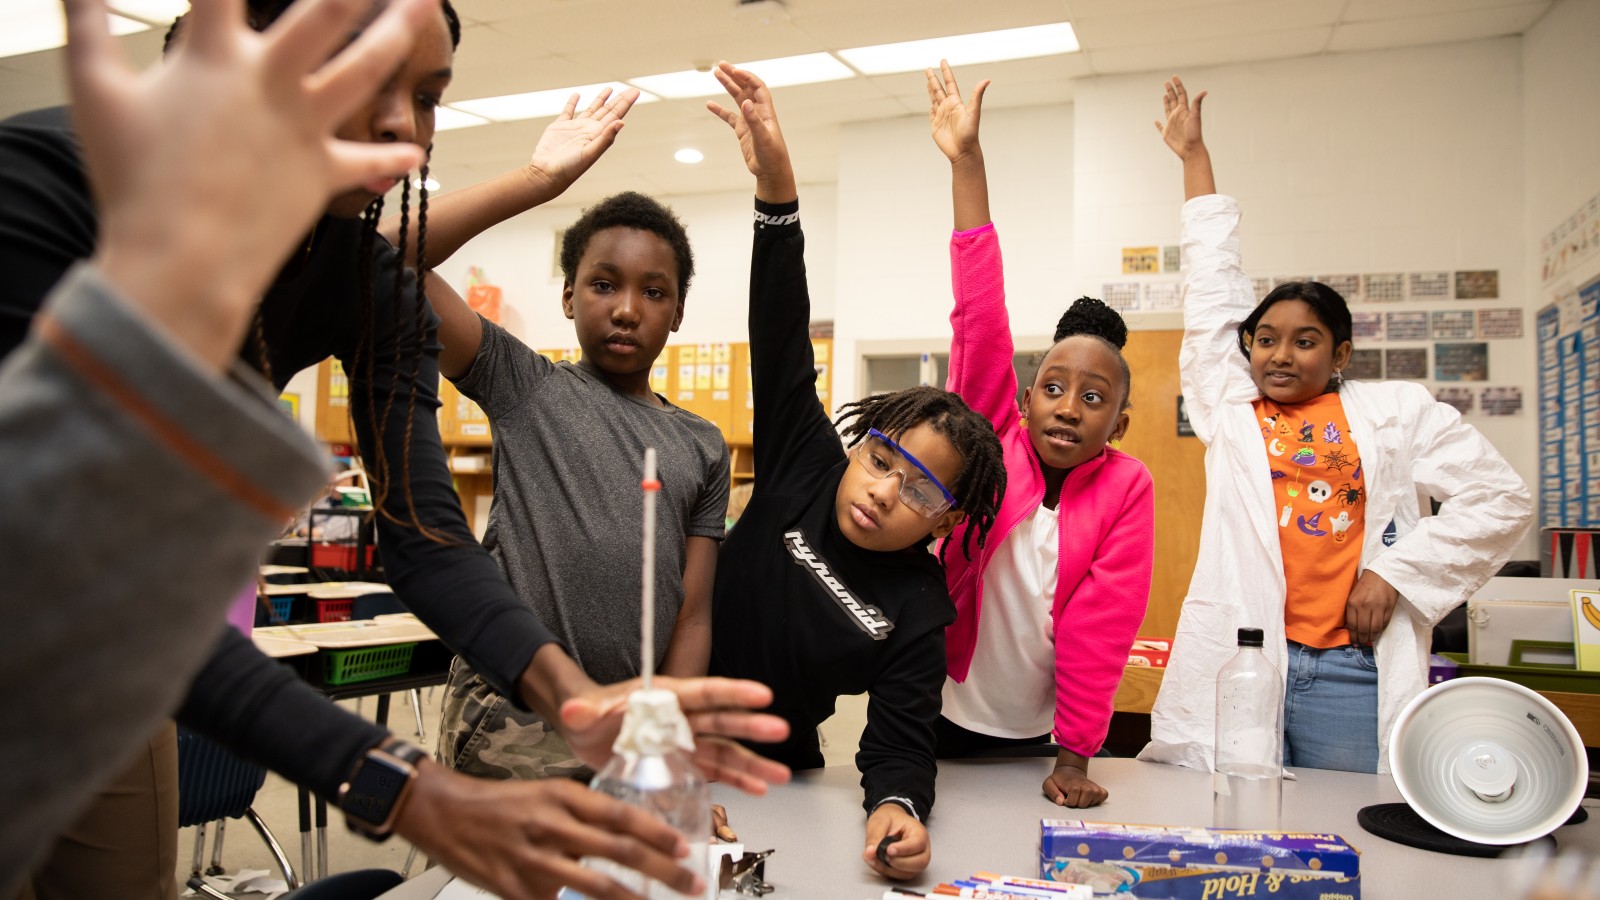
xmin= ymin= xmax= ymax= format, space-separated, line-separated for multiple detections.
xmin=1039 ymin=820 xmax=1360 ymax=899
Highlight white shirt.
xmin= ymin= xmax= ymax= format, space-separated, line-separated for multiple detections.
xmin=942 ymin=503 xmax=1059 ymax=738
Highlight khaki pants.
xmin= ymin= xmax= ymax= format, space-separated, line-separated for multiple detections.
xmin=15 ymin=722 xmax=179 ymax=900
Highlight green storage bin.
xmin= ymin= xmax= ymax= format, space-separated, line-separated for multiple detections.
xmin=322 ymin=642 xmax=416 ymax=685
xmin=1442 ymin=641 xmax=1600 ymax=695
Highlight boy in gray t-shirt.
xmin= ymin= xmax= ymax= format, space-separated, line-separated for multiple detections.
xmin=428 ymin=192 xmax=729 ymax=779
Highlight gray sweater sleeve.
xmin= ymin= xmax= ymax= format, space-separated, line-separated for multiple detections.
xmin=0 ymin=263 xmax=329 ymax=893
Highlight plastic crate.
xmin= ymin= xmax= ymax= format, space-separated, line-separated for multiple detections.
xmin=314 ymin=598 xmax=354 ymax=623
xmin=310 ymin=542 xmax=376 ymax=570
xmin=270 ymin=596 xmax=295 ymax=623
xmin=1441 ymin=643 xmax=1600 ymax=695
xmin=322 ymin=642 xmax=416 ymax=685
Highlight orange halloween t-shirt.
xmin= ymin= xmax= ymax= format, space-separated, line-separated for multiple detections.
xmin=1252 ymin=392 xmax=1367 ymax=648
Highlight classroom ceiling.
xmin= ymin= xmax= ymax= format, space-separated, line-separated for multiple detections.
xmin=0 ymin=0 xmax=1556 ymax=207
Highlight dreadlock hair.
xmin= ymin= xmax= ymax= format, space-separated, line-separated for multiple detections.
xmin=833 ymin=385 xmax=1006 ymax=563
xmin=1045 ymin=295 xmax=1133 ymax=411
xmin=164 ymin=0 xmax=462 ymax=53
xmin=164 ymin=0 xmax=463 ymax=544
xmin=560 ymin=192 xmax=695 ymax=301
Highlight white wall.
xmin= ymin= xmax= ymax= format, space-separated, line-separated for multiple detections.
xmin=831 ymin=103 xmax=1075 ymax=406
xmin=429 ymin=186 xmax=838 ymax=350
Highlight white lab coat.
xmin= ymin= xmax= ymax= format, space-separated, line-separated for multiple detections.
xmin=1138 ymin=194 xmax=1534 ymax=774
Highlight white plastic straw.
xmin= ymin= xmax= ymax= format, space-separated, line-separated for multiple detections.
xmin=640 ymin=448 xmax=659 ymax=691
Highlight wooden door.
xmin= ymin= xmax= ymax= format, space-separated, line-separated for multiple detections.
xmin=1115 ymin=330 xmax=1206 ymax=638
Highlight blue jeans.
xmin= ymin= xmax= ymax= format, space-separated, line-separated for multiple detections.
xmin=1282 ymin=640 xmax=1380 ymax=773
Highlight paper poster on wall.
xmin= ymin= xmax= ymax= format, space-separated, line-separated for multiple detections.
xmin=650 ymin=364 xmax=669 ymax=393
xmin=278 ymin=393 xmax=300 ymax=420
xmin=1345 ymin=348 xmax=1383 ymax=381
xmin=1274 ymin=275 xmax=1311 ymax=287
xmin=1434 ymin=342 xmax=1489 ymax=381
xmin=1431 ymin=310 xmax=1477 ymax=340
xmin=1163 ymin=246 xmax=1180 ymax=273
xmin=1541 ymin=190 xmax=1600 ymax=286
xmin=1352 ymin=312 xmax=1384 ymax=340
xmin=1103 ymin=283 xmax=1141 ymax=312
xmin=1570 ymin=589 xmax=1600 ymax=671
xmin=1455 ymin=270 xmax=1500 ymax=299
xmin=1251 ymin=277 xmax=1273 ymax=302
xmin=1435 ymin=387 xmax=1474 ymax=415
xmin=1176 ymin=396 xmax=1194 ymax=437
xmin=1386 ymin=311 xmax=1429 ymax=341
xmin=1143 ymin=282 xmax=1181 ymax=312
xmin=1317 ymin=274 xmax=1361 ymax=300
xmin=1477 ymin=308 xmax=1524 ymax=339
xmin=1386 ymin=348 xmax=1428 ymax=380
xmin=1122 ymin=246 xmax=1160 ymax=275
xmin=1481 ymin=386 xmax=1523 ymax=416
xmin=1409 ymin=271 xmax=1453 ymax=300
xmin=1363 ymin=273 xmax=1405 ymax=302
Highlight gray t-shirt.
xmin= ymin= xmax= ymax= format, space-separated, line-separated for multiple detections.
xmin=455 ymin=318 xmax=729 ymax=684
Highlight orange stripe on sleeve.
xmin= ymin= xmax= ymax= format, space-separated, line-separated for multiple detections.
xmin=36 ymin=312 xmax=298 ymax=525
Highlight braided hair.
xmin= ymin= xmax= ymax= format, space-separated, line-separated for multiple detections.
xmin=1048 ymin=296 xmax=1133 ymax=410
xmin=833 ymin=385 xmax=1006 ymax=562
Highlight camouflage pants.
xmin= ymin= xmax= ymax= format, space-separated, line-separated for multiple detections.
xmin=437 ymin=656 xmax=591 ymax=781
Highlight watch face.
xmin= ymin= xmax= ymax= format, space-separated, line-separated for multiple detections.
xmin=344 ymin=754 xmax=410 ymax=826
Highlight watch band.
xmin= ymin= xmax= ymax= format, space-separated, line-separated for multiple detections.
xmin=338 ymin=738 xmax=427 ymax=842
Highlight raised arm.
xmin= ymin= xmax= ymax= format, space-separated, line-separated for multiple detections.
xmin=1155 ymin=76 xmax=1215 ymax=201
xmin=707 ymin=62 xmax=796 ymax=204
xmin=421 ymin=270 xmax=482 ymax=378
xmin=928 ymin=60 xmax=990 ymax=231
xmin=381 ymin=88 xmax=638 ymax=266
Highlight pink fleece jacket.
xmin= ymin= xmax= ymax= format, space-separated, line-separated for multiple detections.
xmin=943 ymin=223 xmax=1156 ymax=758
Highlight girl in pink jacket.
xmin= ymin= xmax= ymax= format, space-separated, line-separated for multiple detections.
xmin=928 ymin=62 xmax=1156 ymax=807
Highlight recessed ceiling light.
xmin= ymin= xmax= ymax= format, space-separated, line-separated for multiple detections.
xmin=0 ymin=2 xmax=148 ymax=60
xmin=837 ymin=22 xmax=1079 ymax=76
xmin=674 ymin=148 xmax=704 ymax=164
xmin=450 ymin=83 xmax=659 ymax=123
xmin=412 ymin=177 xmax=441 ymax=192
xmin=433 ymin=106 xmax=490 ymax=132
xmin=629 ymin=53 xmax=853 ymax=99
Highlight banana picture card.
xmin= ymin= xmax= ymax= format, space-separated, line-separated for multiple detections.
xmin=1571 ymin=589 xmax=1600 ymax=670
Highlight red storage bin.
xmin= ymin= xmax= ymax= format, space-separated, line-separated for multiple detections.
xmin=314 ymin=598 xmax=354 ymax=623
xmin=310 ymin=542 xmax=376 ymax=570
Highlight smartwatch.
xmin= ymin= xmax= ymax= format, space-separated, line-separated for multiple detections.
xmin=338 ymin=739 xmax=427 ymax=841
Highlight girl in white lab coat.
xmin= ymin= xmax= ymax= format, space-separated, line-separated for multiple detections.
xmin=1139 ymin=78 xmax=1534 ymax=774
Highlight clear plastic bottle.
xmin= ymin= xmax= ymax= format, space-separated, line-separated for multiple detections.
xmin=572 ymin=688 xmax=712 ymax=900
xmin=1212 ymin=626 xmax=1284 ymax=830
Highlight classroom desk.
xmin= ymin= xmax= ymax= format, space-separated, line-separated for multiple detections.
xmin=382 ymin=756 xmax=1600 ymax=900
xmin=251 ymin=618 xmax=451 ymax=880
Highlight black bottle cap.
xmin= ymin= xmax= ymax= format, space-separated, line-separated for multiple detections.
xmin=1237 ymin=627 xmax=1265 ymax=647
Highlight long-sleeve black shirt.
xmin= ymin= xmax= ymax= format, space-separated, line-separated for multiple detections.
xmin=709 ymin=199 xmax=954 ymax=822
xmin=0 ymin=106 xmax=559 ymax=799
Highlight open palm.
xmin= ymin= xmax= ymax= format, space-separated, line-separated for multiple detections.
xmin=527 ymin=87 xmax=637 ymax=191
xmin=1156 ymin=76 xmax=1207 ymax=159
xmin=927 ymin=60 xmax=988 ymax=162
xmin=706 ymin=62 xmax=788 ymax=180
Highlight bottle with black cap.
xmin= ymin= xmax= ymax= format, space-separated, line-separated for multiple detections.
xmin=1213 ymin=626 xmax=1283 ymax=829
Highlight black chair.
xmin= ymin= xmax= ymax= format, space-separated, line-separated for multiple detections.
xmin=177 ymin=726 xmax=298 ymax=898
xmin=279 ymin=868 xmax=403 ymax=900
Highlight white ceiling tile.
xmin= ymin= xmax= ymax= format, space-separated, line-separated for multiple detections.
xmin=1328 ymin=3 xmax=1551 ymax=52
xmin=1073 ymin=0 xmax=1343 ymax=49
xmin=1085 ymin=26 xmax=1332 ymax=75
xmin=1340 ymin=0 xmax=1551 ymax=23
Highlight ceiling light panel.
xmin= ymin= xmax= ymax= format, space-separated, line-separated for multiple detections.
xmin=837 ymin=22 xmax=1079 ymax=76
xmin=629 ymin=52 xmax=854 ymax=99
xmin=433 ymin=106 xmax=492 ymax=132
xmin=449 ymin=82 xmax=658 ymax=122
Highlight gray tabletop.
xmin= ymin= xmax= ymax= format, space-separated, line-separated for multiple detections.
xmin=383 ymin=757 xmax=1600 ymax=899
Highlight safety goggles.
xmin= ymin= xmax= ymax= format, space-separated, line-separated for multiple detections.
xmin=849 ymin=428 xmax=958 ymax=519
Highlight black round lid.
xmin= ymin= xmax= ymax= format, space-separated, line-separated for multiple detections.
xmin=1237 ymin=627 xmax=1264 ymax=647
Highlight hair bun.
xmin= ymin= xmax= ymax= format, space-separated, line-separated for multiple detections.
xmin=1053 ymin=296 xmax=1128 ymax=348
